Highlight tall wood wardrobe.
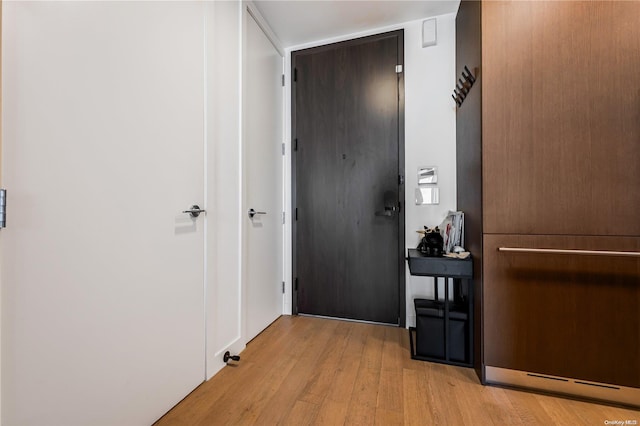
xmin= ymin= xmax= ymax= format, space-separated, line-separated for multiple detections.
xmin=456 ymin=0 xmax=640 ymax=407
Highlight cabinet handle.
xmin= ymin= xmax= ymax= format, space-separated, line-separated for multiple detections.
xmin=498 ymin=247 xmax=640 ymax=258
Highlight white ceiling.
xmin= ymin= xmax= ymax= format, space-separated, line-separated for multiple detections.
xmin=252 ymin=0 xmax=461 ymax=48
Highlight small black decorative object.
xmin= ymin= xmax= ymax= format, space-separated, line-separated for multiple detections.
xmin=417 ymin=226 xmax=444 ymax=257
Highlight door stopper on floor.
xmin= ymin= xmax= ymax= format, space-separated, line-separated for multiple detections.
xmin=223 ymin=351 xmax=240 ymax=364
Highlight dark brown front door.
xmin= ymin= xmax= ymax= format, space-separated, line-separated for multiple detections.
xmin=292 ymin=30 xmax=405 ymax=325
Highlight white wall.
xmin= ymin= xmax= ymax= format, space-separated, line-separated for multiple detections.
xmin=403 ymin=13 xmax=457 ymax=327
xmin=283 ymin=13 xmax=457 ymax=326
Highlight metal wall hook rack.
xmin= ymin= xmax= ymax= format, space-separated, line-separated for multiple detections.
xmin=452 ymin=65 xmax=477 ymax=108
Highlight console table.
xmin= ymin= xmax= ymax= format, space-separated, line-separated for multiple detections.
xmin=407 ymin=249 xmax=474 ymax=367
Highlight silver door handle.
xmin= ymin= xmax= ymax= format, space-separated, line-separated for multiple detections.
xmin=183 ymin=205 xmax=206 ymax=218
xmin=248 ymin=209 xmax=266 ymax=219
xmin=498 ymin=247 xmax=640 ymax=258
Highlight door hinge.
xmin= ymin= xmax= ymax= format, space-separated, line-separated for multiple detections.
xmin=295 ymin=277 xmax=298 ymax=291
xmin=282 ymin=281 xmax=286 ymax=294
xmin=395 ymin=64 xmax=403 ymax=73
xmin=399 ymin=174 xmax=404 ymax=185
xmin=293 ymin=68 xmax=298 ymax=82
xmin=282 ymin=211 xmax=286 ymax=224
xmin=295 ymin=207 xmax=298 ymax=221
xmin=282 ymin=74 xmax=285 ymax=87
xmin=282 ymin=143 xmax=286 ymax=156
xmin=294 ymin=138 xmax=298 ymax=151
xmin=0 ymin=189 xmax=6 ymax=228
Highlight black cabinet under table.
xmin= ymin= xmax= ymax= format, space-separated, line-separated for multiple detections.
xmin=407 ymin=249 xmax=474 ymax=367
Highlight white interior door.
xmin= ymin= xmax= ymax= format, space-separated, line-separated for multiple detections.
xmin=2 ymin=2 xmax=205 ymax=425
xmin=244 ymin=11 xmax=284 ymax=343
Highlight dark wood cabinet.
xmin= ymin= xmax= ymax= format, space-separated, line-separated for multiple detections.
xmin=481 ymin=1 xmax=640 ymax=236
xmin=456 ymin=0 xmax=640 ymax=407
xmin=484 ymin=234 xmax=640 ymax=389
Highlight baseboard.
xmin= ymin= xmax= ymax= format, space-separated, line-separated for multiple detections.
xmin=485 ymin=366 xmax=640 ymax=409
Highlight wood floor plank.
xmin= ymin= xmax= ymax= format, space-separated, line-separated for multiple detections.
xmin=153 ymin=363 xmax=254 ymax=426
xmin=423 ymin=362 xmax=465 ymax=425
xmin=157 ymin=317 xmax=313 ymax=426
xmin=482 ymin=386 xmax=526 ymax=425
xmin=324 ymin=322 xmax=367 ymax=404
xmin=381 ymin=325 xmax=410 ymax=373
xmin=534 ymin=393 xmax=590 ymax=425
xmin=281 ymin=400 xmax=320 ymax=426
xmin=299 ymin=319 xmax=352 ymax=405
xmin=214 ymin=355 xmax=298 ymax=425
xmin=398 ymin=328 xmax=420 ymax=371
xmin=377 ymin=369 xmax=403 ymax=413
xmin=375 ymin=408 xmax=404 ymax=426
xmin=505 ymin=388 xmax=558 ymax=425
xmin=558 ymin=395 xmax=639 ymax=425
xmin=199 ymin=318 xmax=319 ymax=426
xmin=360 ymin=323 xmax=385 ymax=371
xmin=344 ymin=403 xmax=376 ymax=426
xmin=444 ymin=367 xmax=496 ymax=426
xmin=313 ymin=399 xmax=350 ymax=426
xmin=155 ymin=315 xmax=639 ymax=426
xmin=402 ymin=367 xmax=434 ymax=426
xmin=345 ymin=366 xmax=380 ymax=425
xmin=250 ymin=318 xmax=340 ymax=425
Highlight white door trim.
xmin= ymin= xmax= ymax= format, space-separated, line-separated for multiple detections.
xmin=241 ymin=2 xmax=285 ymax=346
xmin=204 ymin=0 xmax=246 ymax=379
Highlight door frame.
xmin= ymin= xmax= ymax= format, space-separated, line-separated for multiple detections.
xmin=290 ymin=30 xmax=406 ymax=326
xmin=1 ymin=0 xmax=4 ymax=419
xmin=241 ymin=2 xmax=285 ymax=344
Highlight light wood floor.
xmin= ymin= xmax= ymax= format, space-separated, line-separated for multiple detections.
xmin=155 ymin=315 xmax=639 ymax=425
